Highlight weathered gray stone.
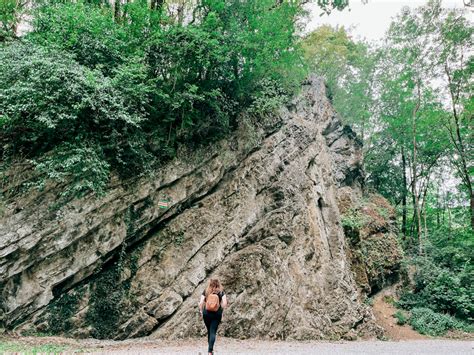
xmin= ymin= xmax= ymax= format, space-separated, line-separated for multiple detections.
xmin=0 ymin=76 xmax=396 ymax=340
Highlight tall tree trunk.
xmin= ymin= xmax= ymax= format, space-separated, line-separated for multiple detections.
xmin=445 ymin=62 xmax=474 ymax=230
xmin=412 ymin=82 xmax=423 ymax=254
xmin=454 ymin=106 xmax=474 ymax=230
xmin=114 ymin=0 xmax=121 ymax=21
xmin=436 ymin=186 xmax=440 ymax=229
xmin=470 ymin=192 xmax=474 ymax=231
xmin=401 ymin=146 xmax=408 ymax=240
xmin=420 ymin=177 xmax=430 ymax=242
xmin=151 ymin=0 xmax=164 ymax=10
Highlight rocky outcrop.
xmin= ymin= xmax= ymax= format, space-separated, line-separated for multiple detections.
xmin=0 ymin=76 xmax=398 ymax=340
xmin=338 ymin=191 xmax=403 ymax=296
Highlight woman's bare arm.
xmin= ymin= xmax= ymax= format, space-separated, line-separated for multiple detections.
xmin=198 ymin=295 xmax=205 ymax=314
xmin=221 ymin=294 xmax=228 ymax=308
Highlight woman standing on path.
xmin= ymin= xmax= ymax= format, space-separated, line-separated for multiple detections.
xmin=199 ymin=279 xmax=228 ymax=355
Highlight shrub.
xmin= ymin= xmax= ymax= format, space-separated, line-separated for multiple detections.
xmin=1 ymin=0 xmax=308 ymax=202
xmin=397 ymin=255 xmax=473 ymax=321
xmin=409 ymin=307 xmax=473 ymax=336
xmin=393 ymin=310 xmax=409 ymax=325
xmin=341 ymin=208 xmax=367 ymax=229
xmin=31 ymin=1 xmax=128 ymax=71
xmin=145 ymin=25 xmax=236 ymax=145
xmin=32 ymin=142 xmax=111 ymax=199
xmin=0 ymin=42 xmax=147 ymax=198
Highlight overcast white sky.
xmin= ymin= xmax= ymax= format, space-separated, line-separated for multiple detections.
xmin=306 ymin=0 xmax=473 ymax=41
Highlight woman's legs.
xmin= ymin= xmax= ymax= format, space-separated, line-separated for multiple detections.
xmin=208 ymin=318 xmax=220 ymax=353
xmin=203 ymin=312 xmax=221 ymax=354
xmin=203 ymin=315 xmax=211 ymax=343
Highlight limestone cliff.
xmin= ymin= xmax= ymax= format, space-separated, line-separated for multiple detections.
xmin=0 ymin=76 xmax=401 ymax=340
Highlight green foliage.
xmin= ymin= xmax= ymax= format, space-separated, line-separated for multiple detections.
xmin=302 ymin=25 xmax=377 ymax=144
xmin=393 ymin=310 xmax=409 ymax=325
xmin=398 ymin=255 xmax=473 ymax=321
xmin=316 ymin=0 xmax=349 ymax=14
xmin=247 ymin=78 xmax=292 ymax=117
xmin=341 ymin=207 xmax=367 ymax=229
xmin=396 ymin=221 xmax=473 ymax=323
xmin=427 ymin=225 xmax=474 ymax=270
xmin=33 ymin=143 xmax=110 ymax=199
xmin=1 ymin=0 xmax=309 ymax=201
xmin=145 ymin=25 xmax=235 ymax=145
xmin=0 ymin=0 xmax=26 ymax=41
xmin=409 ymin=307 xmax=473 ymax=336
xmin=31 ymin=2 xmax=128 ymax=71
xmin=47 ymin=290 xmax=82 ymax=334
xmin=0 ymin=42 xmax=147 ymax=198
xmin=0 ymin=341 xmax=75 ymax=354
xmin=85 ymin=242 xmax=142 ymax=339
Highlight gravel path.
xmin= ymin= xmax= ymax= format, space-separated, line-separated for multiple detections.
xmin=88 ymin=338 xmax=473 ymax=355
xmin=2 ymin=336 xmax=473 ymax=354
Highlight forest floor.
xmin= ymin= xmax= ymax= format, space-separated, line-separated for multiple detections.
xmin=372 ymin=286 xmax=426 ymax=341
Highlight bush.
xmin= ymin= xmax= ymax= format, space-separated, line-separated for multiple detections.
xmin=341 ymin=208 xmax=367 ymax=229
xmin=397 ymin=254 xmax=473 ymax=321
xmin=145 ymin=25 xmax=236 ymax=145
xmin=31 ymin=2 xmax=128 ymax=71
xmin=33 ymin=142 xmax=110 ymax=199
xmin=393 ymin=310 xmax=409 ymax=325
xmin=409 ymin=307 xmax=473 ymax=336
xmin=0 ymin=42 xmax=147 ymax=198
xmin=1 ymin=0 xmax=308 ymax=201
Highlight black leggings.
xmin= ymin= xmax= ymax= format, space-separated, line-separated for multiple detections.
xmin=203 ymin=310 xmax=222 ymax=353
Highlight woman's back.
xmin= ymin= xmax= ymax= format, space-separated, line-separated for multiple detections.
xmin=199 ymin=279 xmax=228 ymax=355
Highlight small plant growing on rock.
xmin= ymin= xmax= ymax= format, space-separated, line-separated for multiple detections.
xmin=363 ymin=296 xmax=374 ymax=306
xmin=341 ymin=208 xmax=367 ymax=230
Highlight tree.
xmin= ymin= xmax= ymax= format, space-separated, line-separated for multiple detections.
xmin=0 ymin=0 xmax=27 ymax=41
xmin=302 ymin=25 xmax=378 ymax=147
xmin=0 ymin=0 xmax=311 ymax=199
xmin=386 ymin=0 xmax=473 ymax=232
xmin=436 ymin=9 xmax=474 ymax=230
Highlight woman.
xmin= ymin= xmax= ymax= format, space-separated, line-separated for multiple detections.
xmin=199 ymin=279 xmax=228 ymax=355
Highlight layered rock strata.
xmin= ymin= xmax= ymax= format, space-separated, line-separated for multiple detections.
xmin=0 ymin=76 xmax=398 ymax=340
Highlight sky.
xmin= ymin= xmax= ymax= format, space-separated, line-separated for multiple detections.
xmin=305 ymin=0 xmax=472 ymax=197
xmin=306 ymin=0 xmax=473 ymax=41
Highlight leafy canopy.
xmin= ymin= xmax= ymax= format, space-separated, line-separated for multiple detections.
xmin=1 ymin=0 xmax=333 ymax=199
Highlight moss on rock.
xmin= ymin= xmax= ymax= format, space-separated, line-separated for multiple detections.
xmin=340 ymin=192 xmax=403 ymax=296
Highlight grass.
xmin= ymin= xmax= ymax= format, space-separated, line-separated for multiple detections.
xmin=383 ymin=295 xmax=396 ymax=305
xmin=0 ymin=339 xmax=89 ymax=354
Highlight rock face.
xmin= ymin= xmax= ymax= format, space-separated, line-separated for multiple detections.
xmin=338 ymin=191 xmax=403 ymax=296
xmin=0 ymin=76 xmax=399 ymax=340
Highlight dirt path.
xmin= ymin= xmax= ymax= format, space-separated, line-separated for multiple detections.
xmin=105 ymin=338 xmax=474 ymax=354
xmin=372 ymin=287 xmax=426 ymax=340
xmin=2 ymin=290 xmax=472 ymax=354
xmin=1 ymin=336 xmax=473 ymax=354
